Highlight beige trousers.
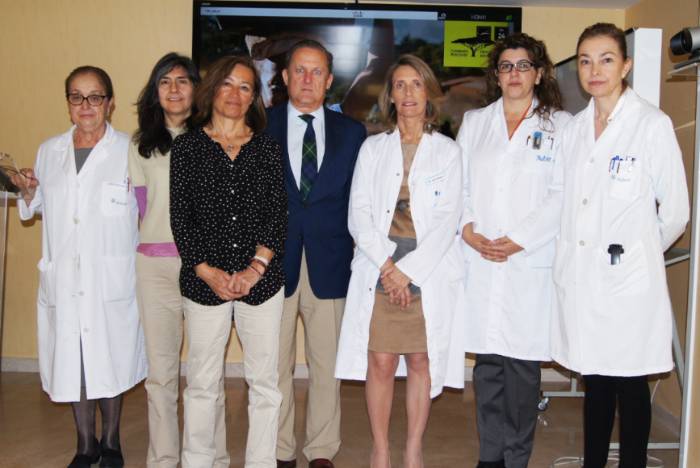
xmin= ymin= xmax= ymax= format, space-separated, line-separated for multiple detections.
xmin=277 ymin=252 xmax=345 ymax=461
xmin=234 ymin=288 xmax=285 ymax=468
xmin=181 ymin=298 xmax=233 ymax=468
xmin=181 ymin=288 xmax=285 ymax=468
xmin=136 ymin=254 xmax=228 ymax=468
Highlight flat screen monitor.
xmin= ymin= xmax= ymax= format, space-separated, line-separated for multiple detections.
xmin=193 ymin=1 xmax=522 ymax=134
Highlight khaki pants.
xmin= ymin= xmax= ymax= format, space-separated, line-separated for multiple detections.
xmin=181 ymin=288 xmax=284 ymax=468
xmin=277 ymin=252 xmax=345 ymax=461
xmin=136 ymin=254 xmax=228 ymax=468
xmin=235 ymin=288 xmax=285 ymax=468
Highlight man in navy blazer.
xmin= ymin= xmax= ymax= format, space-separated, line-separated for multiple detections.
xmin=266 ymin=40 xmax=366 ymax=468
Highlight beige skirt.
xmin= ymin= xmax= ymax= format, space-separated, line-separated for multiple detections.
xmin=368 ymin=292 xmax=427 ymax=354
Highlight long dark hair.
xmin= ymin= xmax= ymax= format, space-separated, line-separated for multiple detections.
xmin=485 ymin=33 xmax=562 ymax=124
xmin=133 ymin=53 xmax=200 ymax=158
xmin=192 ymin=55 xmax=267 ymax=134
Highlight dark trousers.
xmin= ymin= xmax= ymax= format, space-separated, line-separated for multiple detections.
xmin=583 ymin=375 xmax=651 ymax=468
xmin=473 ymin=354 xmax=541 ymax=468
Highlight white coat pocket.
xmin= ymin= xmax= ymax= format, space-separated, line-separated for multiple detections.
xmin=602 ymin=242 xmax=649 ymax=297
xmin=552 ymin=240 xmax=572 ymax=289
xmin=37 ymin=258 xmax=56 ymax=307
xmin=423 ymin=170 xmax=447 ymax=207
xmin=101 ymin=181 xmax=128 ymax=217
xmin=608 ymin=156 xmax=640 ymax=201
xmin=101 ymin=255 xmax=136 ymax=302
xmin=525 ymin=242 xmax=555 ymax=269
xmin=522 ymin=147 xmax=555 ymax=174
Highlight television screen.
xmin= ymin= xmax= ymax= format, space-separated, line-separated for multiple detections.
xmin=193 ymin=1 xmax=522 ymax=135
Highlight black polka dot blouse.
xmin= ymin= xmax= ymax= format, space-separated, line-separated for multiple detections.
xmin=170 ymin=128 xmax=287 ymax=306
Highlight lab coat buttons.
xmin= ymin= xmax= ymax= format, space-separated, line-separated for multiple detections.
xmin=73 ymin=217 xmax=79 ymax=224
xmin=582 ymin=198 xmax=588 ymax=205
xmin=579 ymin=240 xmax=585 ymax=246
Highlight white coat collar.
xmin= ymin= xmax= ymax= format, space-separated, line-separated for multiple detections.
xmin=386 ymin=127 xmax=434 ymax=186
xmin=52 ymin=122 xmax=116 ymax=151
xmin=494 ymin=97 xmax=539 ymax=141
xmin=582 ymin=87 xmax=634 ymax=126
xmin=53 ymin=123 xmax=116 ymax=176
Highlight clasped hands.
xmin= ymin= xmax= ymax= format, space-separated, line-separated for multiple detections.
xmin=380 ymin=258 xmax=413 ymax=309
xmin=195 ymin=263 xmax=260 ymax=301
xmin=461 ymin=223 xmax=523 ymax=262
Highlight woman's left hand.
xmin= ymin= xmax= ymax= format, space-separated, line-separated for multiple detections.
xmin=228 ymin=268 xmax=261 ymax=298
xmin=490 ymin=236 xmax=524 ymax=259
xmin=381 ymin=265 xmax=411 ymax=295
xmin=389 ymin=285 xmax=412 ymax=309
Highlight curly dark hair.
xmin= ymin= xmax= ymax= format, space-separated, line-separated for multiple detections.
xmin=133 ymin=53 xmax=201 ymax=158
xmin=485 ymin=33 xmax=562 ymax=124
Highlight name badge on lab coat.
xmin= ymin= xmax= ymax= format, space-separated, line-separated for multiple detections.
xmin=101 ymin=181 xmax=128 ymax=216
xmin=424 ymin=171 xmax=446 ymax=206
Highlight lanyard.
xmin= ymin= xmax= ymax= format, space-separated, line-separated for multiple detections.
xmin=507 ymin=101 xmax=532 ymax=140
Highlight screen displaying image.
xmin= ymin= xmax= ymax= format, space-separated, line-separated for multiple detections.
xmin=193 ymin=1 xmax=522 ymax=135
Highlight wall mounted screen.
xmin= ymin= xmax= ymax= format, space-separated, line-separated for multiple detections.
xmin=193 ymin=1 xmax=522 ymax=135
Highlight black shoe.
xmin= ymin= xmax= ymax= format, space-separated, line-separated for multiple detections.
xmin=98 ymin=440 xmax=123 ymax=468
xmin=67 ymin=451 xmax=100 ymax=468
xmin=476 ymin=461 xmax=506 ymax=468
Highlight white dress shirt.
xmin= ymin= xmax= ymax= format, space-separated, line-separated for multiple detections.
xmin=287 ymin=103 xmax=326 ymax=189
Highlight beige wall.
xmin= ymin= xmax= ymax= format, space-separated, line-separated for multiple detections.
xmin=0 ymin=0 xmax=625 ymax=365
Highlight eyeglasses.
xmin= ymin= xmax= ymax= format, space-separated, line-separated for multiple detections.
xmin=496 ymin=60 xmax=536 ymax=74
xmin=66 ymin=93 xmax=108 ymax=106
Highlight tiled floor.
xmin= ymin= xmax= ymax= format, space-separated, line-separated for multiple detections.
xmin=0 ymin=373 xmax=679 ymax=467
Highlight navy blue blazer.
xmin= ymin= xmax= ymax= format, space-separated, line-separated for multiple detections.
xmin=266 ymin=103 xmax=366 ymax=299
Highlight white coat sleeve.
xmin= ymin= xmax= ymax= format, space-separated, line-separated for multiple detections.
xmin=649 ymin=114 xmax=690 ymax=251
xmin=507 ymin=134 xmax=564 ymax=253
xmin=456 ymin=113 xmax=475 ymax=231
xmin=396 ymin=143 xmax=463 ymax=287
xmin=18 ymin=146 xmax=44 ymax=220
xmin=348 ymin=140 xmax=397 ymax=268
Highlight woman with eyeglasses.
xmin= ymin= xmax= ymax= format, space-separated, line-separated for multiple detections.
xmin=10 ymin=66 xmax=146 ymax=468
xmin=456 ymin=33 xmax=570 ymax=468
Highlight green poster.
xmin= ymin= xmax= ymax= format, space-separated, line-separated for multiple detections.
xmin=443 ymin=21 xmax=510 ymax=68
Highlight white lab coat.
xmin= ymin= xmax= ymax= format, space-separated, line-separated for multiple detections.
xmin=551 ymin=88 xmax=689 ymax=376
xmin=457 ymin=99 xmax=571 ymax=361
xmin=335 ymin=129 xmax=466 ymax=398
xmin=19 ymin=124 xmax=147 ymax=402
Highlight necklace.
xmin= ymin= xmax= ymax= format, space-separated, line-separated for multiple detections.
xmin=206 ymin=125 xmax=246 ymax=156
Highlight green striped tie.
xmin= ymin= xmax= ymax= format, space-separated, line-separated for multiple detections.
xmin=299 ymin=114 xmax=317 ymax=200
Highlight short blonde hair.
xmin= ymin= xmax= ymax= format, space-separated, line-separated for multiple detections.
xmin=378 ymin=54 xmax=443 ymax=133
